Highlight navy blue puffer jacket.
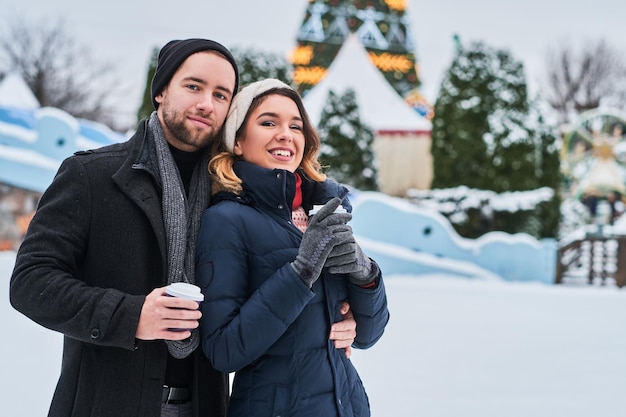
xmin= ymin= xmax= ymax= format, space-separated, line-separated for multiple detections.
xmin=196 ymin=161 xmax=389 ymax=417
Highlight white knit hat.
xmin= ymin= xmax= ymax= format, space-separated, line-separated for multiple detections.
xmin=223 ymin=78 xmax=293 ymax=152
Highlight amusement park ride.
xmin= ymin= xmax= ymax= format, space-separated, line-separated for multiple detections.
xmin=562 ymin=108 xmax=626 ymax=226
xmin=558 ymin=109 xmax=626 ymax=287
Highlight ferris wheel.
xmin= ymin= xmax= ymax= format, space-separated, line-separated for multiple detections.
xmin=562 ymin=108 xmax=626 ymax=199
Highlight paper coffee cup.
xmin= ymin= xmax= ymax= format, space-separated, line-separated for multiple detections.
xmin=165 ymin=283 xmax=203 ymax=332
xmin=308 ymin=204 xmax=348 ymax=216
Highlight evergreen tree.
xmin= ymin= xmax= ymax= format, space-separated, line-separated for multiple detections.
xmin=317 ymin=89 xmax=377 ymax=191
xmin=528 ymin=97 xmax=563 ymax=238
xmin=137 ymin=47 xmax=158 ymax=123
xmin=231 ymin=47 xmax=292 ymax=87
xmin=431 ymin=40 xmax=562 ymax=238
xmin=433 ymin=41 xmax=525 ymax=191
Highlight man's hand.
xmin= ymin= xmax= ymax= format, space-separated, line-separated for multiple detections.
xmin=136 ymin=287 xmax=202 ymax=341
xmin=330 ymin=301 xmax=356 ymax=358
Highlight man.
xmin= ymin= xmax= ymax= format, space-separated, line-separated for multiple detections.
xmin=10 ymin=38 xmax=357 ymax=417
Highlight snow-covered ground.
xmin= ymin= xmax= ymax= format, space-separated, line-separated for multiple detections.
xmin=2 ymin=250 xmax=625 ymax=417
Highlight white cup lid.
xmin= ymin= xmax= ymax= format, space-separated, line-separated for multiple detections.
xmin=308 ymin=204 xmax=347 ymax=216
xmin=165 ymin=282 xmax=204 ymax=302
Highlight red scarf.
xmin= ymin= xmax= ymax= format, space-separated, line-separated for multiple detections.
xmin=291 ymin=173 xmax=308 ymax=232
xmin=292 ymin=173 xmax=303 ymax=209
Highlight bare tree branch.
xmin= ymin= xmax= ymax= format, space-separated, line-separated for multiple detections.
xmin=0 ymin=15 xmax=126 ymax=130
xmin=544 ymin=39 xmax=626 ymax=123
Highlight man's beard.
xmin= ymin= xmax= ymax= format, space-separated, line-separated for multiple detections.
xmin=161 ymin=107 xmax=219 ymax=150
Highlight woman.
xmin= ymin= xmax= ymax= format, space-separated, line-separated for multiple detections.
xmin=196 ymin=79 xmax=389 ymax=417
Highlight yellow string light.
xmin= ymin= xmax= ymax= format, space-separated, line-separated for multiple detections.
xmin=293 ymin=66 xmax=328 ymax=85
xmin=290 ymin=46 xmax=315 ymax=65
xmin=368 ymin=52 xmax=413 ymax=72
xmin=384 ymin=0 xmax=406 ymax=11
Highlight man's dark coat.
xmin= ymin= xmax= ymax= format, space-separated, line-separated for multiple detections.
xmin=10 ymin=121 xmax=228 ymax=417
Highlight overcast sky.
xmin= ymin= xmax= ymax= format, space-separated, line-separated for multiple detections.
xmin=2 ymin=0 xmax=624 ymax=125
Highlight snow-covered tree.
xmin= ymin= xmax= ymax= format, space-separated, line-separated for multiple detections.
xmin=430 ymin=40 xmax=562 ymax=238
xmin=231 ymin=47 xmax=292 ymax=87
xmin=526 ymin=97 xmax=563 ymax=238
xmin=317 ymin=89 xmax=378 ymax=191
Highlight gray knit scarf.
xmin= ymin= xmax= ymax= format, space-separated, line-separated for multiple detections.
xmin=148 ymin=113 xmax=210 ymax=359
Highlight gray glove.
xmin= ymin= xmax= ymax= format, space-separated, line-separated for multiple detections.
xmin=326 ymin=240 xmax=379 ymax=286
xmin=291 ymin=197 xmax=353 ymax=288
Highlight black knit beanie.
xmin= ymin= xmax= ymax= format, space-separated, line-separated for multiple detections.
xmin=151 ymin=38 xmax=239 ymax=110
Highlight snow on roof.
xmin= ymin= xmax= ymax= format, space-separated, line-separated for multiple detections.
xmin=0 ymin=72 xmax=40 ymax=110
xmin=303 ymin=34 xmax=431 ymax=133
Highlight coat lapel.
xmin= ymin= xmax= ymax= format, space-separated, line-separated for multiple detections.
xmin=112 ymin=137 xmax=168 ymax=274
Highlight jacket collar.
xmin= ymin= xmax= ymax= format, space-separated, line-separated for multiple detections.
xmin=234 ymin=160 xmax=296 ymax=219
xmin=232 ymin=160 xmax=353 ymax=216
xmin=132 ymin=119 xmax=160 ymax=186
